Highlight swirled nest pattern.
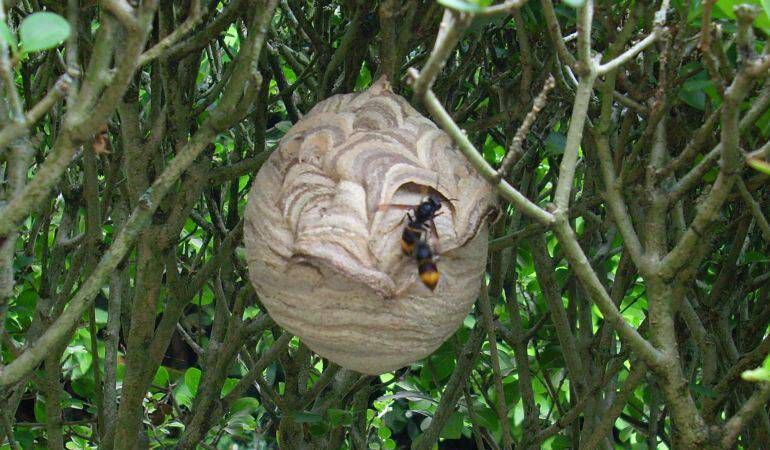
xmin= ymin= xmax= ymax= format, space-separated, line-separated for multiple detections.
xmin=245 ymin=77 xmax=494 ymax=374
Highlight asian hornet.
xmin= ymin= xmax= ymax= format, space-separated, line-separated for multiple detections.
xmin=414 ymin=235 xmax=439 ymax=291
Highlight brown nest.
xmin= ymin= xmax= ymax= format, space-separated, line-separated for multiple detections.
xmin=245 ymin=77 xmax=494 ymax=374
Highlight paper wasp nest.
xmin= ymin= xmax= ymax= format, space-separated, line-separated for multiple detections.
xmin=244 ymin=78 xmax=494 ymax=374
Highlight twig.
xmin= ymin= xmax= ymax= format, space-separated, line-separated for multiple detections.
xmin=477 ymin=0 xmax=527 ymax=16
xmin=531 ymin=236 xmax=588 ymax=392
xmin=659 ymin=56 xmax=766 ymax=280
xmin=736 ymin=178 xmax=770 ymax=242
xmin=0 ymin=412 xmax=20 ymax=450
xmin=497 ymin=75 xmax=555 ymax=178
xmin=138 ymin=1 xmax=207 ymax=66
xmin=598 ymin=32 xmax=660 ymax=75
xmin=411 ymin=9 xmax=472 ymax=98
xmin=535 ymin=357 xmax=630 ymax=445
xmin=580 ymin=363 xmax=647 ymax=449
xmin=0 ymin=0 xmax=277 ymax=388
xmin=412 ymin=319 xmax=487 ymax=450
xmin=703 ymin=337 xmax=770 ymax=421
xmin=0 ymin=74 xmax=72 ymax=152
xmin=462 ymin=384 xmax=487 ymax=450
xmin=176 ymin=322 xmax=205 ymax=358
xmin=721 ymin=382 xmax=770 ymax=448
xmin=221 ymin=333 xmax=292 ymax=408
xmin=478 ymin=284 xmax=514 ymax=450
xmin=502 ymin=270 xmax=540 ymax=443
xmin=551 ymin=216 xmax=662 ymax=366
xmin=747 ymin=140 xmax=770 ymax=160
xmin=553 ymin=72 xmax=596 ymax=209
xmin=101 ymin=0 xmax=140 ymax=30
xmin=102 ymin=268 xmax=125 ymax=445
xmin=164 ymin=0 xmax=246 ymax=60
xmin=319 ymin=6 xmax=364 ymax=97
xmin=539 ymin=0 xmax=578 ymax=70
xmin=0 ymin=3 xmax=159 ymax=238
xmin=407 ymin=68 xmax=554 ymax=225
xmin=298 ymin=363 xmax=341 ymax=410
xmin=657 ymin=107 xmax=720 ymax=178
xmin=591 ymin=128 xmax=647 ymax=271
xmin=700 ymin=1 xmax=726 ymax=97
xmin=576 ymin=0 xmax=594 ymax=68
xmin=0 ymin=0 xmax=22 ymax=120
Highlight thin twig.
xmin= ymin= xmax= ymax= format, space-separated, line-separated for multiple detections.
xmin=497 ymin=75 xmax=555 ymax=178
xmin=0 ymin=74 xmax=72 ymax=152
xmin=721 ymin=382 xmax=770 ymax=448
xmin=407 ymin=68 xmax=554 ymax=225
xmin=411 ymin=9 xmax=472 ymax=98
xmin=138 ymin=1 xmax=207 ymax=66
xmin=736 ymin=178 xmax=770 ymax=242
xmin=412 ymin=320 xmax=487 ymax=450
xmin=478 ymin=284 xmax=514 ymax=450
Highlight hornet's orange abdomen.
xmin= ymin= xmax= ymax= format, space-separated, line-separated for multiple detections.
xmin=414 ymin=239 xmax=439 ymax=291
xmin=418 ymin=261 xmax=439 ymax=291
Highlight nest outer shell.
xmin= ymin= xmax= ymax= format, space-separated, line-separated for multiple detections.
xmin=245 ymin=77 xmax=494 ymax=375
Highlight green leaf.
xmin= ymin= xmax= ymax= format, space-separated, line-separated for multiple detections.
xmin=220 ymin=378 xmax=238 ymax=397
xmin=183 ymin=367 xmax=201 ymax=394
xmin=275 ymin=120 xmax=293 ymax=134
xmin=688 ymin=382 xmax=719 ymax=398
xmin=544 ymin=132 xmax=566 ymax=156
xmin=327 ymin=408 xmax=354 ymax=427
xmin=282 ymin=65 xmax=297 ymax=84
xmin=678 ymin=74 xmax=713 ymax=111
xmin=75 ymin=352 xmax=92 ymax=378
xmin=0 ymin=22 xmax=17 ymax=49
xmin=747 ymin=158 xmax=770 ymax=175
xmin=15 ymin=289 xmax=37 ymax=308
xmin=70 ymin=377 xmax=95 ymax=398
xmin=702 ymin=166 xmax=719 ymax=183
xmin=291 ymin=411 xmax=323 ymax=423
xmin=308 ymin=421 xmax=330 ymax=437
xmin=377 ymin=425 xmax=392 ymax=440
xmin=437 ymin=0 xmax=483 ymax=12
xmin=197 ymin=285 xmax=214 ymax=305
xmin=563 ymin=0 xmax=586 ymax=7
xmin=19 ymin=12 xmax=71 ymax=53
xmin=679 ymin=88 xmax=706 ymax=111
xmin=483 ymin=140 xmax=505 ymax=165
xmin=34 ymin=395 xmax=46 ymax=423
xmin=231 ymin=397 xmax=260 ymax=415
xmin=94 ymin=308 xmax=108 ymax=325
xmin=355 ymin=62 xmax=372 ymax=91
xmin=439 ymin=411 xmax=463 ymax=439
xmin=551 ymin=434 xmax=572 ymax=449
xmin=153 ymin=366 xmax=170 ymax=386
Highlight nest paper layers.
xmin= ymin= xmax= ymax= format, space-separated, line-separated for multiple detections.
xmin=245 ymin=77 xmax=494 ymax=374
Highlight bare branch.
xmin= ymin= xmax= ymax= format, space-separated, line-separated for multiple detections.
xmin=478 ymin=284 xmax=514 ymax=450
xmin=407 ymin=68 xmax=554 ymax=225
xmin=497 ymin=75 xmax=555 ymax=178
xmin=411 ymin=9 xmax=472 ymax=98
xmin=721 ymin=382 xmax=770 ymax=448
xmin=138 ymin=1 xmax=207 ymax=66
xmin=736 ymin=178 xmax=770 ymax=242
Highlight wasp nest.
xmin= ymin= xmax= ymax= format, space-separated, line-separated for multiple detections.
xmin=245 ymin=77 xmax=494 ymax=374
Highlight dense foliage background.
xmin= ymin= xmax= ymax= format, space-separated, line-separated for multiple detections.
xmin=1 ymin=0 xmax=769 ymax=449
